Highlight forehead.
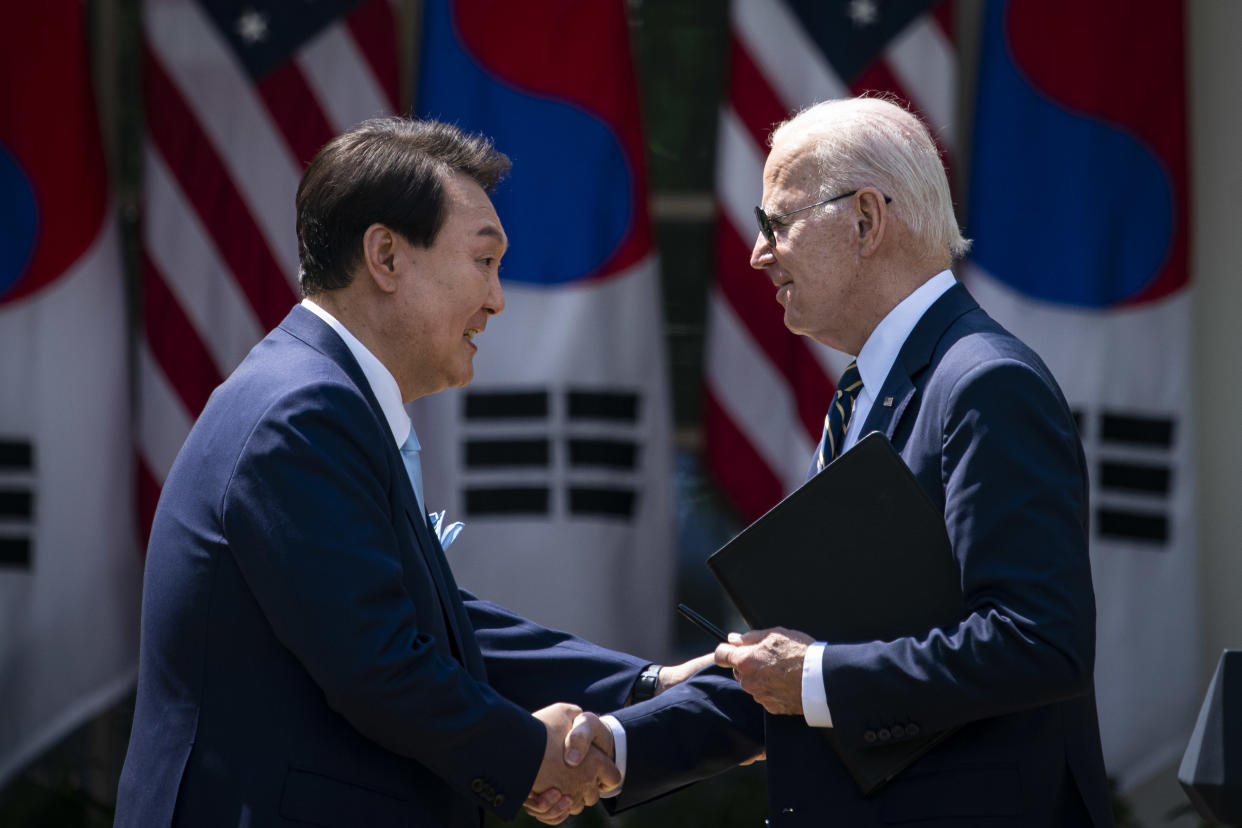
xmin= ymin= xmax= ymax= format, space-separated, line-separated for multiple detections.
xmin=763 ymin=133 xmax=819 ymax=203
xmin=440 ymin=172 xmax=507 ymax=246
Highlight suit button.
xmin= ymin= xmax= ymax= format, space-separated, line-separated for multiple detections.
xmin=891 ymin=725 xmax=905 ymax=739
xmin=864 ymin=730 xmax=877 ymax=743
xmin=878 ymin=728 xmax=891 ymax=741
xmin=907 ymin=723 xmax=920 ymax=736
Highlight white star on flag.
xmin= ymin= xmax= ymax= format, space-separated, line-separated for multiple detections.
xmin=235 ymin=8 xmax=268 ymax=44
xmin=848 ymin=0 xmax=879 ymax=27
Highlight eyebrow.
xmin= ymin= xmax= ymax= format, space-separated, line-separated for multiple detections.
xmin=476 ymin=225 xmax=505 ymax=241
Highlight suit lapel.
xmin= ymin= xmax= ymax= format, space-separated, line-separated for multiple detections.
xmin=280 ymin=306 xmax=484 ymax=676
xmin=859 ymin=283 xmax=979 ymax=440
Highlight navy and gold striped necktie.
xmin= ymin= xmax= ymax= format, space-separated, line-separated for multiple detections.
xmin=817 ymin=361 xmax=863 ymax=472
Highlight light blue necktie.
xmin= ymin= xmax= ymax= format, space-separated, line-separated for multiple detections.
xmin=400 ymin=428 xmax=424 ymax=510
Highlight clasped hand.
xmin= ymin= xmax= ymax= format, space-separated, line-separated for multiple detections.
xmin=524 ymin=703 xmax=618 ymax=825
xmin=523 ymin=653 xmax=719 ymax=823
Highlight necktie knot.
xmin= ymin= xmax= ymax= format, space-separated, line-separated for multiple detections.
xmin=818 ymin=361 xmax=863 ymax=471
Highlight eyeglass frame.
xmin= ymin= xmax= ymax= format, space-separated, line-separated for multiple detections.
xmin=754 ymin=189 xmax=892 ymax=248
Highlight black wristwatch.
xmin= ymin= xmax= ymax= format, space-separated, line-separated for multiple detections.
xmin=631 ymin=664 xmax=662 ymax=704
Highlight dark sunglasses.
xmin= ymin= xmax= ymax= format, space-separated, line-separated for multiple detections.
xmin=754 ymin=189 xmax=892 ymax=247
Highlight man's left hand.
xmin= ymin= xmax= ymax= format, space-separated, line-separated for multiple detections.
xmin=714 ymin=627 xmax=814 ymax=716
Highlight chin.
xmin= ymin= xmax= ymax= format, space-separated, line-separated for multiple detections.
xmin=782 ymin=310 xmax=805 ymax=336
xmin=449 ymin=362 xmax=475 ymax=389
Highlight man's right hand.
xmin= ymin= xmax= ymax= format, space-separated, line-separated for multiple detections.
xmin=653 ymin=653 xmax=716 ymax=695
xmin=525 ymin=703 xmax=620 ymax=825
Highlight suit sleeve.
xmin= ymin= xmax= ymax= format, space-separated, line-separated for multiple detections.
xmin=221 ymin=382 xmax=544 ymax=820
xmin=605 ymin=667 xmax=765 ymax=810
xmin=464 ymin=594 xmax=648 ymax=712
xmin=819 ymin=355 xmax=1096 ymax=751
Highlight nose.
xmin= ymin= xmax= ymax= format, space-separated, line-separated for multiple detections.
xmin=750 ymin=232 xmax=775 ymax=270
xmin=485 ymin=272 xmax=505 ymax=316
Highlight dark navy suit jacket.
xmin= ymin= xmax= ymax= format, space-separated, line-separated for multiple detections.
xmin=114 ymin=306 xmax=693 ymax=827
xmin=615 ymin=283 xmax=1112 ymax=827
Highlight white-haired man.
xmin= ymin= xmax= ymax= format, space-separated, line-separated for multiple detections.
xmin=703 ymin=97 xmax=1110 ymax=825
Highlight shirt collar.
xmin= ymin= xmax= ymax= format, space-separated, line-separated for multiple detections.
xmin=854 ymin=269 xmax=957 ymax=394
xmin=300 ymin=298 xmax=413 ymax=447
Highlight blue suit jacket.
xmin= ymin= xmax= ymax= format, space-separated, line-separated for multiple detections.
xmin=115 ymin=307 xmax=662 ymax=827
xmin=615 ymin=283 xmax=1112 ymax=827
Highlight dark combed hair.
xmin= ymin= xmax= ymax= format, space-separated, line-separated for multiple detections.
xmin=295 ymin=118 xmax=511 ymax=296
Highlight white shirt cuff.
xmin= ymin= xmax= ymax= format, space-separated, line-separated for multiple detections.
xmin=599 ymin=714 xmax=626 ymax=798
xmin=801 ymin=642 xmax=834 ymax=728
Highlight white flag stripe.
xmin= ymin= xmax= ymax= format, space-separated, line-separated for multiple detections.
xmin=706 ymin=290 xmax=813 ymax=491
xmin=145 ymin=146 xmax=266 ymax=376
xmin=716 ymin=107 xmax=766 ymax=242
xmin=733 ymin=0 xmax=848 ymax=111
xmin=298 ymin=24 xmax=392 ymax=135
xmin=138 ymin=344 xmax=194 ymax=484
xmin=144 ymin=0 xmax=301 ymax=288
xmin=885 ymin=16 xmax=957 ymax=150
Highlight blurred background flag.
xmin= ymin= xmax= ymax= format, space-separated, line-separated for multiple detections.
xmin=0 ymin=5 xmax=140 ymax=787
xmin=703 ymin=0 xmax=957 ymax=521
xmin=963 ymin=0 xmax=1198 ymax=788
xmin=412 ymin=0 xmax=677 ymax=659
xmin=137 ymin=0 xmax=400 ymax=534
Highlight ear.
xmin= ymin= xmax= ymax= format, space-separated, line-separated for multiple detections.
xmin=362 ymin=223 xmax=401 ymax=293
xmin=854 ymin=188 xmax=888 ymax=258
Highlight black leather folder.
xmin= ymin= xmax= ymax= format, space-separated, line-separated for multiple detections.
xmin=707 ymin=431 xmax=964 ymax=795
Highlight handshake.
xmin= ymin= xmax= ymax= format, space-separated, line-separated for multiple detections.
xmin=521 ymin=653 xmax=716 ymax=824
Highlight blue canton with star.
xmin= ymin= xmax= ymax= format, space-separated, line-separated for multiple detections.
xmin=199 ymin=0 xmax=367 ymax=80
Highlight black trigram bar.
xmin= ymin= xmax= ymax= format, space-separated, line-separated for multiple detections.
xmin=1097 ymin=508 xmax=1168 ymax=543
xmin=567 ymin=391 xmax=639 ymax=422
xmin=569 ymin=486 xmax=636 ymax=518
xmin=464 ymin=487 xmax=549 ymax=516
xmin=568 ymin=439 xmax=637 ymax=470
xmin=0 ymin=538 xmax=30 ymax=568
xmin=464 ymin=439 xmax=550 ymax=468
xmin=1099 ymin=414 xmax=1174 ymax=448
xmin=1099 ymin=461 xmax=1171 ymax=495
xmin=0 ymin=490 xmax=33 ymax=519
xmin=0 ymin=439 xmax=32 ymax=471
xmin=464 ymin=391 xmax=548 ymax=420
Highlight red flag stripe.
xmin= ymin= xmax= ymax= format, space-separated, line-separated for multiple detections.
xmin=144 ymin=43 xmax=298 ymax=332
xmin=933 ymin=1 xmax=954 ymax=40
xmin=714 ymin=220 xmax=833 ymax=436
xmin=728 ymin=33 xmax=790 ymax=157
xmin=703 ymin=388 xmax=785 ymax=520
xmin=345 ymin=0 xmax=402 ymax=113
xmin=137 ymin=457 xmax=162 ymax=549
xmin=142 ymin=250 xmax=224 ymax=418
xmin=256 ymin=60 xmax=338 ymax=169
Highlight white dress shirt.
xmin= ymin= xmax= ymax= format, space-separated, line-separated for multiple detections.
xmin=301 ymin=298 xmax=411 ymax=448
xmin=801 ymin=269 xmax=957 ymax=728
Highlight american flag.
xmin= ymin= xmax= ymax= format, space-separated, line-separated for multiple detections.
xmin=703 ymin=0 xmax=956 ymax=521
xmin=138 ymin=0 xmax=400 ymax=531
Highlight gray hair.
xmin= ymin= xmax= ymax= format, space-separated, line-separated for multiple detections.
xmin=771 ymin=97 xmax=970 ymax=260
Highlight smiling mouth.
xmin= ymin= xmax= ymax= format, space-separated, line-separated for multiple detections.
xmin=463 ymin=328 xmax=479 ymax=342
